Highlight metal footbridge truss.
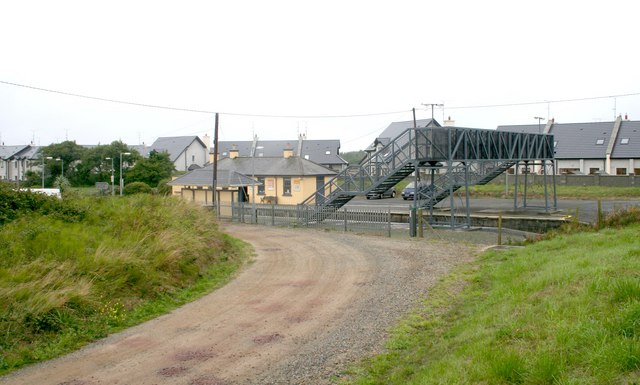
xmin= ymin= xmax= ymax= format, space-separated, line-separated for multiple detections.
xmin=301 ymin=126 xmax=556 ymax=223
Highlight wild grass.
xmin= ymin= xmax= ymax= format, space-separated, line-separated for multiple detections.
xmin=344 ymin=210 xmax=640 ymax=384
xmin=471 ymin=183 xmax=640 ymax=200
xmin=0 ymin=192 xmax=251 ymax=374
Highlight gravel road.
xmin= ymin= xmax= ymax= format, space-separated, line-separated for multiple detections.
xmin=1 ymin=224 xmax=487 ymax=385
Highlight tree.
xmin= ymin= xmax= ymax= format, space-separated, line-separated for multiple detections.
xmin=75 ymin=141 xmax=140 ymax=187
xmin=125 ymin=150 xmax=174 ymax=187
xmin=40 ymin=141 xmax=87 ymax=186
xmin=341 ymin=150 xmax=367 ymax=165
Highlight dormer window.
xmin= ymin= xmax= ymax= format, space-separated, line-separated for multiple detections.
xmin=621 ymin=138 xmax=630 ymax=145
xmin=595 ymin=139 xmax=605 ymax=145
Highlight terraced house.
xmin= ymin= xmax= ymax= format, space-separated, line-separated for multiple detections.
xmin=498 ymin=115 xmax=640 ymax=175
xmin=0 ymin=144 xmax=40 ymax=183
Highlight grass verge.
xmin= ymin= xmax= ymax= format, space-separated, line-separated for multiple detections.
xmin=471 ymin=183 xmax=640 ymax=200
xmin=344 ymin=212 xmax=640 ymax=384
xmin=0 ymin=192 xmax=252 ymax=375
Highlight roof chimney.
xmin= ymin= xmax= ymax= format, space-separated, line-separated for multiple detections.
xmin=229 ymin=144 xmax=239 ymax=159
xmin=444 ymin=116 xmax=455 ymax=127
xmin=283 ymin=144 xmax=294 ymax=159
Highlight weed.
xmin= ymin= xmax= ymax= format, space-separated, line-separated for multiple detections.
xmin=0 ymin=193 xmax=250 ymax=374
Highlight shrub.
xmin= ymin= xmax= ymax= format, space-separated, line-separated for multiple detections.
xmin=156 ymin=178 xmax=172 ymax=196
xmin=602 ymin=206 xmax=640 ymax=228
xmin=0 ymin=182 xmax=84 ymax=224
xmin=123 ymin=181 xmax=152 ymax=195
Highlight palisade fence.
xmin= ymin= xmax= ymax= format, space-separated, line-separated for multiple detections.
xmin=217 ymin=202 xmax=393 ymax=237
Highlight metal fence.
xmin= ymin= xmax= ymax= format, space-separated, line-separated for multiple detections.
xmin=218 ymin=202 xmax=393 ymax=236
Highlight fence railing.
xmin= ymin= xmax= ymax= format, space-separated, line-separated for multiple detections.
xmin=218 ymin=202 xmax=392 ymax=236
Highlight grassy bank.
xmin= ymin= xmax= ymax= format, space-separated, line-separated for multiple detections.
xmin=345 ymin=211 xmax=640 ymax=384
xmin=471 ymin=183 xmax=640 ymax=200
xmin=0 ymin=189 xmax=251 ymax=374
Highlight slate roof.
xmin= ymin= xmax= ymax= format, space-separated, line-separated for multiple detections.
xmin=366 ymin=118 xmax=440 ymax=151
xmin=18 ymin=146 xmax=42 ymax=160
xmin=148 ymin=136 xmax=205 ymax=161
xmin=215 ymin=157 xmax=336 ymax=177
xmin=0 ymin=145 xmax=29 ymax=160
xmin=169 ymin=156 xmax=335 ymax=187
xmin=612 ymin=120 xmax=640 ymax=158
xmin=216 ymin=139 xmax=346 ymax=167
xmin=497 ymin=121 xmax=617 ymax=159
xmin=168 ymin=168 xmax=258 ymax=187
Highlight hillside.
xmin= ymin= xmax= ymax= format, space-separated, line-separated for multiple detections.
xmin=0 ymin=184 xmax=250 ymax=374
xmin=345 ymin=209 xmax=640 ymax=384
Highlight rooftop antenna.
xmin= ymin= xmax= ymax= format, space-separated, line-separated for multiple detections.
xmin=422 ymin=103 xmax=444 ymax=120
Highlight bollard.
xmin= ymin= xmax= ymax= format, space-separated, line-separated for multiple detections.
xmin=497 ymin=214 xmax=503 ymax=246
xmin=596 ymin=197 xmax=602 ymax=230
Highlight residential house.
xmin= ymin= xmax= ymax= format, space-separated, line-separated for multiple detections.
xmin=170 ymin=146 xmax=336 ymax=206
xmin=145 ymin=136 xmax=208 ymax=172
xmin=214 ymin=134 xmax=347 ymax=171
xmin=365 ymin=118 xmax=441 ymax=154
xmin=0 ymin=145 xmax=41 ymax=183
xmin=497 ymin=116 xmax=640 ymax=175
xmin=363 ymin=118 xmax=442 ymax=177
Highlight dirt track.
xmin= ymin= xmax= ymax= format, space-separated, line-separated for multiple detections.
xmin=0 ymin=224 xmax=481 ymax=385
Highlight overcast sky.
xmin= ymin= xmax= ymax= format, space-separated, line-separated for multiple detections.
xmin=1 ymin=0 xmax=639 ymax=152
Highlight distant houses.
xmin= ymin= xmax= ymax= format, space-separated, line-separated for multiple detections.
xmin=497 ymin=116 xmax=640 ymax=175
xmin=3 ymin=116 xmax=640 ymax=191
xmin=140 ymin=136 xmax=209 ymax=172
xmin=0 ymin=145 xmax=41 ymax=182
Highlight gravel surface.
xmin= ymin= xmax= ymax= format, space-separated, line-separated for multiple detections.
xmin=250 ymin=231 xmax=478 ymax=385
xmin=1 ymin=225 xmax=489 ymax=385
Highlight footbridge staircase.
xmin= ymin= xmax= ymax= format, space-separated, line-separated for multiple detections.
xmin=300 ymin=126 xmax=555 ymax=223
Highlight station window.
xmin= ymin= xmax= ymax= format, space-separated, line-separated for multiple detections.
xmin=283 ymin=177 xmax=291 ymax=196
xmin=616 ymin=168 xmax=627 ymax=175
xmin=257 ymin=177 xmax=265 ymax=195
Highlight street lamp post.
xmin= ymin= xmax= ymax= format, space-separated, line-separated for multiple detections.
xmin=55 ymin=158 xmax=64 ymax=178
xmin=119 ymin=152 xmax=131 ymax=196
xmin=252 ymin=146 xmax=264 ymax=223
xmin=534 ymin=116 xmax=545 ymax=134
xmin=105 ymin=157 xmax=115 ymax=196
xmin=41 ymin=155 xmax=52 ymax=188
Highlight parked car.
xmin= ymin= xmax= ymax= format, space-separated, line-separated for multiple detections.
xmin=401 ymin=182 xmax=430 ymax=200
xmin=366 ymin=187 xmax=396 ymax=199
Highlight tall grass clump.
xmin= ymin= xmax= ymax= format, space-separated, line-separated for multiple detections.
xmin=0 ymin=189 xmax=249 ymax=374
xmin=345 ymin=212 xmax=640 ymax=384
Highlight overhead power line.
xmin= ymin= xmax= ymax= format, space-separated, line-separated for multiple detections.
xmin=0 ymin=80 xmax=216 ymax=114
xmin=2 ymin=79 xmax=639 ymax=118
xmin=0 ymin=80 xmax=409 ymax=119
xmin=445 ymin=92 xmax=640 ymax=110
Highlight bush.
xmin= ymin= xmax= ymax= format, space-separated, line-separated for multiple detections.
xmin=156 ymin=178 xmax=172 ymax=196
xmin=602 ymin=206 xmax=640 ymax=228
xmin=124 ymin=181 xmax=152 ymax=195
xmin=0 ymin=182 xmax=84 ymax=224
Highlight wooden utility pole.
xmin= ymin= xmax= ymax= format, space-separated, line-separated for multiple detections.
xmin=212 ymin=113 xmax=219 ymax=208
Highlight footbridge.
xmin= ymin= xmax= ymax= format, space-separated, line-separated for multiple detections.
xmin=301 ymin=126 xmax=556 ymax=227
